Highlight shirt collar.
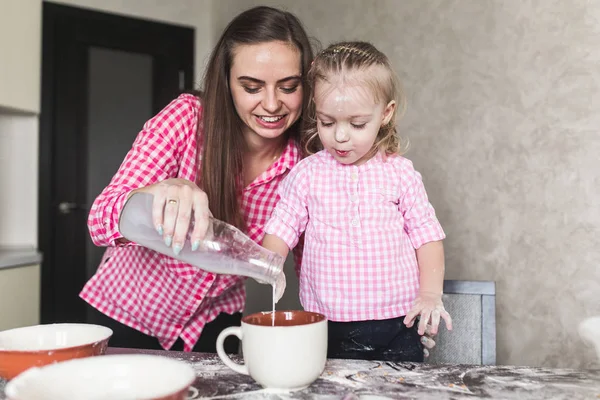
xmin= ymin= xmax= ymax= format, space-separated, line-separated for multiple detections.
xmin=317 ymin=149 xmax=384 ymax=171
xmin=245 ymin=137 xmax=301 ymax=190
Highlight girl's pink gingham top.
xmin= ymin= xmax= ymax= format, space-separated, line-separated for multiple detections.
xmin=82 ymin=94 xmax=301 ymax=351
xmin=264 ymin=150 xmax=445 ymax=322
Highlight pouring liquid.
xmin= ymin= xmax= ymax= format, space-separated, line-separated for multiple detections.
xmin=272 ymin=284 xmax=276 ymax=326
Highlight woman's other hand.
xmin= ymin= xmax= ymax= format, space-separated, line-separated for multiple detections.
xmin=130 ymin=178 xmax=211 ymax=255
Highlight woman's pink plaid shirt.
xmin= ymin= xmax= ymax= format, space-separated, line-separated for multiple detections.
xmin=82 ymin=94 xmax=301 ymax=351
xmin=264 ymin=150 xmax=445 ymax=322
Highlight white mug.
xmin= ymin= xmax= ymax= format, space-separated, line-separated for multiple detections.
xmin=216 ymin=310 xmax=327 ymax=390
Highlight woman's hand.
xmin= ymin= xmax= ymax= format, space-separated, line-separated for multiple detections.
xmin=130 ymin=178 xmax=211 ymax=255
xmin=404 ymin=291 xmax=453 ymax=336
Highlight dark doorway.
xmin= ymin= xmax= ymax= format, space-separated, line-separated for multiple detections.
xmin=39 ymin=2 xmax=194 ymax=323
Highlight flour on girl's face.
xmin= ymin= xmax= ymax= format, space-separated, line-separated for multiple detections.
xmin=314 ymin=82 xmax=393 ymax=166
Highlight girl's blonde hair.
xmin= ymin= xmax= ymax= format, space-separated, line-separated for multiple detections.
xmin=303 ymin=41 xmax=407 ymax=157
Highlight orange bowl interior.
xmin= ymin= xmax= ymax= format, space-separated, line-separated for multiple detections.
xmin=0 ymin=323 xmax=112 ymax=380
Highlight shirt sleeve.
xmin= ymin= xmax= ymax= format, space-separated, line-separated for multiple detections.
xmin=400 ymin=161 xmax=446 ymax=249
xmin=264 ymin=161 xmax=311 ymax=251
xmin=87 ymin=95 xmax=200 ymax=247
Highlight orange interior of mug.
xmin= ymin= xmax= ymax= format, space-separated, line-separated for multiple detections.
xmin=243 ymin=310 xmax=325 ymax=327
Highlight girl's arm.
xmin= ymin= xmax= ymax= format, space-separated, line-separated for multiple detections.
xmin=262 ymin=234 xmax=290 ymax=259
xmin=262 ymin=159 xmax=311 ymax=262
xmin=403 ymin=240 xmax=453 ymax=335
xmin=416 ymin=240 xmax=445 ymax=296
xmin=292 ymin=234 xmax=304 ymax=278
xmin=397 ymin=159 xmax=451 ymax=335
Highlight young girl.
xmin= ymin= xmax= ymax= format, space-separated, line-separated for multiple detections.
xmin=262 ymin=41 xmax=452 ymax=362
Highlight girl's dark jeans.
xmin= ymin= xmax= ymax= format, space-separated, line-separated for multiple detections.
xmin=327 ymin=315 xmax=424 ymax=362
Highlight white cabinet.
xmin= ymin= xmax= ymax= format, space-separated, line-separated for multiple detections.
xmin=0 ymin=265 xmax=40 ymax=331
xmin=0 ymin=0 xmax=41 ymax=114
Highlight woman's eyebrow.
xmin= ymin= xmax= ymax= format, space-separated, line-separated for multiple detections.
xmin=237 ymin=75 xmax=302 ymax=84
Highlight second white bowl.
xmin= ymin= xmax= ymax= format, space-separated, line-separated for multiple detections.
xmin=5 ymin=354 xmax=196 ymax=400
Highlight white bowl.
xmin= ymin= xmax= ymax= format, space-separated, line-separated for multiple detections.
xmin=0 ymin=323 xmax=113 ymax=380
xmin=5 ymin=354 xmax=196 ymax=400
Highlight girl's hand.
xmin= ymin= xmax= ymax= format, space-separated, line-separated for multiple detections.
xmin=404 ymin=291 xmax=453 ymax=336
xmin=129 ymin=178 xmax=211 ymax=255
xmin=420 ymin=324 xmax=437 ymax=358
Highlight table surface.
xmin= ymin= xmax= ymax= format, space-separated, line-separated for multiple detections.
xmin=2 ymin=347 xmax=599 ymax=399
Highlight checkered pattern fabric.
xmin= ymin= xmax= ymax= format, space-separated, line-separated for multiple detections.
xmin=82 ymin=94 xmax=301 ymax=351
xmin=265 ymin=150 xmax=445 ymax=322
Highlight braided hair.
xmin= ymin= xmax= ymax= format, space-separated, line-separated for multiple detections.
xmin=303 ymin=41 xmax=407 ymax=156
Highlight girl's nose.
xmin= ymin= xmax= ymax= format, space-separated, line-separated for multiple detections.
xmin=262 ymin=88 xmax=281 ymax=113
xmin=335 ymin=126 xmax=350 ymax=143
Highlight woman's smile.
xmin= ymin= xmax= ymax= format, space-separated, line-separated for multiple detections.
xmin=255 ymin=114 xmax=287 ymax=129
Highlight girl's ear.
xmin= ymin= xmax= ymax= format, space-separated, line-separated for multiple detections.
xmin=381 ymin=100 xmax=396 ymax=126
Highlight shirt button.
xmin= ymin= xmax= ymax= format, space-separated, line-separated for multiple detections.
xmin=194 ymin=294 xmax=202 ymax=301
xmin=184 ymin=311 xmax=191 ymax=317
xmin=351 ymin=173 xmax=358 ymax=181
xmin=350 ymin=195 xmax=358 ymax=203
xmin=351 ymin=218 xmax=360 ymax=227
xmin=175 ymin=324 xmax=183 ymax=330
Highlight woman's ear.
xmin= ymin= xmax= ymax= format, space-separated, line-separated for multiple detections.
xmin=381 ymin=100 xmax=396 ymax=126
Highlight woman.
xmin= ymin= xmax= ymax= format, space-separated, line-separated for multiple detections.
xmin=84 ymin=5 xmax=437 ymax=356
xmin=84 ymin=6 xmax=311 ymax=353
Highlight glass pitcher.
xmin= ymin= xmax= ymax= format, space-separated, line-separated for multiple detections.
xmin=119 ymin=192 xmax=286 ymax=301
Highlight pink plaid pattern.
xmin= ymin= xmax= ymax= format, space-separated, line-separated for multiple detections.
xmin=82 ymin=94 xmax=301 ymax=351
xmin=264 ymin=150 xmax=445 ymax=322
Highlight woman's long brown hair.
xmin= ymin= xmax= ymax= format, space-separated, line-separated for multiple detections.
xmin=199 ymin=6 xmax=315 ymax=231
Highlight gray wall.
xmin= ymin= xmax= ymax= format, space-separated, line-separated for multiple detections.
xmin=215 ymin=0 xmax=600 ymax=369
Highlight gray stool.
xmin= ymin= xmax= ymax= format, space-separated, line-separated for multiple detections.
xmin=427 ymin=280 xmax=496 ymax=365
